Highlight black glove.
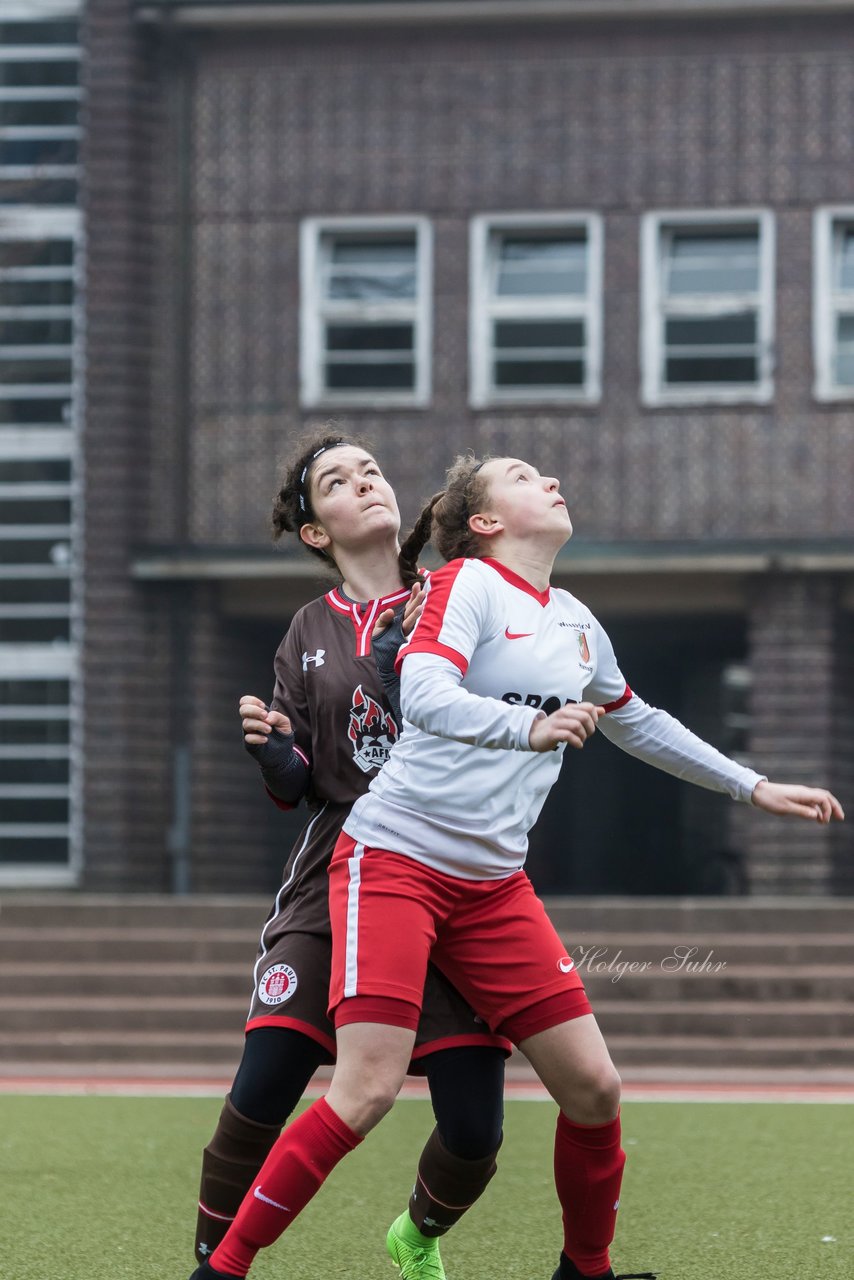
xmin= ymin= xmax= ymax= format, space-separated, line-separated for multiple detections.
xmin=245 ymin=727 xmax=310 ymax=804
xmin=372 ymin=612 xmax=405 ymax=726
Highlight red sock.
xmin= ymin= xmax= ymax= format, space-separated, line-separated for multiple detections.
xmin=210 ymin=1097 xmax=361 ymax=1276
xmin=553 ymin=1110 xmax=626 ymax=1277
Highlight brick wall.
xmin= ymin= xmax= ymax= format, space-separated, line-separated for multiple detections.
xmin=830 ymin=608 xmax=854 ymax=893
xmin=81 ymin=0 xmax=173 ymax=888
xmin=143 ymin=14 xmax=854 ymax=545
xmin=185 ymin=585 xmax=305 ymax=895
xmin=743 ymin=574 xmax=848 ymax=893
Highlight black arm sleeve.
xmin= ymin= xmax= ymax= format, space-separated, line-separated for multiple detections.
xmin=371 ymin=612 xmax=405 ymax=726
xmin=244 ymin=728 xmax=311 ymax=805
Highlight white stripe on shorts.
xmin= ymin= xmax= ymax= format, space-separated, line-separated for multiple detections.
xmin=344 ymin=842 xmax=365 ymax=998
xmin=248 ymin=802 xmax=327 ymax=1018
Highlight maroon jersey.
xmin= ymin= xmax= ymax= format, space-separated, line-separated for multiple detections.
xmin=273 ymin=585 xmax=407 ymax=807
xmin=264 ymin=585 xmax=409 ymax=937
xmin=247 ymin=583 xmax=510 ymax=1062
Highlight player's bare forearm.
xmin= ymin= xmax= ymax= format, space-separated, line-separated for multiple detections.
xmin=751 ymin=780 xmax=844 ymax=824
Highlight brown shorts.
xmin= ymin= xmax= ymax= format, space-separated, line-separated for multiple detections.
xmin=245 ymin=929 xmax=511 ymax=1071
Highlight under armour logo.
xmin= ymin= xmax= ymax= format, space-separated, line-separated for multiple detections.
xmin=302 ymin=649 xmax=325 ymax=670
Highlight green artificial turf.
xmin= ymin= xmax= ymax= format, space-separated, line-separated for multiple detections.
xmin=0 ymin=1096 xmax=851 ymax=1279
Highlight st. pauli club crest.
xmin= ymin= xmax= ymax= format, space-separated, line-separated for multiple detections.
xmin=347 ymin=684 xmax=398 ymax=773
xmin=257 ymin=963 xmax=298 ymax=1006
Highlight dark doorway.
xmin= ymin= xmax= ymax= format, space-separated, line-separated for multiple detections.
xmin=526 ymin=613 xmax=749 ymax=896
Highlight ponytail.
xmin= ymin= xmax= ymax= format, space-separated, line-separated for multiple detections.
xmin=397 ymin=454 xmax=492 ymax=577
xmin=429 ymin=454 xmax=491 ymax=563
xmin=397 ymin=492 xmax=442 ymax=589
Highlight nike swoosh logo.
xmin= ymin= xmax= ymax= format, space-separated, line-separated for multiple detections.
xmin=253 ymin=1186 xmax=291 ymax=1213
xmin=504 ymin=627 xmax=534 ymax=640
xmin=558 ymin=959 xmax=574 ymax=973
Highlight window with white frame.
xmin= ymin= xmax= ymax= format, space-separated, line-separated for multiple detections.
xmin=470 ymin=215 xmax=602 ymax=406
xmin=0 ymin=12 xmax=81 ymax=208
xmin=641 ymin=212 xmax=774 ymax=405
xmin=300 ymin=218 xmax=432 ymax=406
xmin=813 ymin=208 xmax=854 ymax=400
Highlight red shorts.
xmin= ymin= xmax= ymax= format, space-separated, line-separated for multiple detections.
xmin=328 ymin=835 xmax=591 ymax=1045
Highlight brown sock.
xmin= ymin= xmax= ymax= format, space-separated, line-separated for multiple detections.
xmin=194 ymin=1095 xmax=281 ymax=1263
xmin=408 ymin=1127 xmax=501 ymax=1238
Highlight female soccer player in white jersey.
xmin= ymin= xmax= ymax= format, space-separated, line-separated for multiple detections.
xmin=195 ymin=454 xmax=843 ymax=1280
xmin=190 ymin=434 xmax=509 ymax=1280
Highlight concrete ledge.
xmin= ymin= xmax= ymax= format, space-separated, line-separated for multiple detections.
xmin=134 ymin=1 xmax=854 ymax=31
xmin=131 ymin=541 xmax=854 ymax=581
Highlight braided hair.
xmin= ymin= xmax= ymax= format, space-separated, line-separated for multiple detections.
xmin=397 ymin=493 xmax=438 ymax=590
xmin=399 ymin=454 xmax=492 ymax=573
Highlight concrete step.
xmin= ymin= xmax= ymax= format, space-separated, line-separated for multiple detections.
xmin=2 ymin=927 xmax=851 ymax=968
xmin=594 ymin=1000 xmax=854 ymax=1038
xmin=604 ymin=1035 xmax=854 ymax=1069
xmin=0 ymin=928 xmax=260 ymax=966
xmin=581 ymin=966 xmax=854 ymax=1002
xmin=0 ymin=962 xmax=256 ymax=998
xmin=5 ymin=1061 xmax=854 ymax=1088
xmin=0 ymin=894 xmax=271 ymax=932
xmin=4 ymin=893 xmax=854 ymax=934
xmin=0 ymin=1030 xmax=243 ymax=1065
xmin=561 ymin=933 xmax=854 ymax=966
xmin=1 ymin=1029 xmax=852 ymax=1070
xmin=0 ymin=995 xmax=252 ymax=1033
xmin=2 ymin=995 xmax=854 ymax=1038
xmin=3 ymin=961 xmax=852 ymax=1003
xmin=1 ymin=895 xmax=850 ymax=1076
xmin=547 ymin=897 xmax=854 ymax=934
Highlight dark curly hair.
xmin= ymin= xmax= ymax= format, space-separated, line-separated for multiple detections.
xmin=271 ymin=426 xmax=424 ymax=589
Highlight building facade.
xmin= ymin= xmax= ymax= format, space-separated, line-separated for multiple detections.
xmin=2 ymin=0 xmax=852 ymax=894
xmin=0 ymin=3 xmax=83 ymax=886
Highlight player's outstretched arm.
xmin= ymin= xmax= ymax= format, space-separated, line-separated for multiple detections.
xmin=751 ymin=780 xmax=844 ymax=824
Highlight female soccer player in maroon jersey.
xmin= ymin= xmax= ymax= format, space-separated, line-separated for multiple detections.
xmin=194 ymin=454 xmax=842 ymax=1280
xmin=191 ymin=433 xmax=509 ymax=1280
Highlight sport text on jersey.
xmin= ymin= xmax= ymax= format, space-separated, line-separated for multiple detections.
xmin=502 ymin=692 xmax=578 ymax=715
xmin=348 ymin=684 xmax=398 ymax=774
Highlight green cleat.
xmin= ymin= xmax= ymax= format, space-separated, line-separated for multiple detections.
xmin=386 ymin=1211 xmax=447 ymax=1280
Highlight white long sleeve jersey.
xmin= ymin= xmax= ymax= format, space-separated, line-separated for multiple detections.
xmin=343 ymin=556 xmax=765 ymax=879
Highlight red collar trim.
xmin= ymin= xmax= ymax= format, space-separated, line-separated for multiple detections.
xmin=325 ymin=589 xmax=352 ymax=615
xmin=325 ymin=586 xmax=410 ymax=614
xmin=482 ymin=558 xmax=551 ymax=606
xmin=378 ymin=587 xmax=411 ymax=608
xmin=324 ymin=585 xmax=411 ymax=658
